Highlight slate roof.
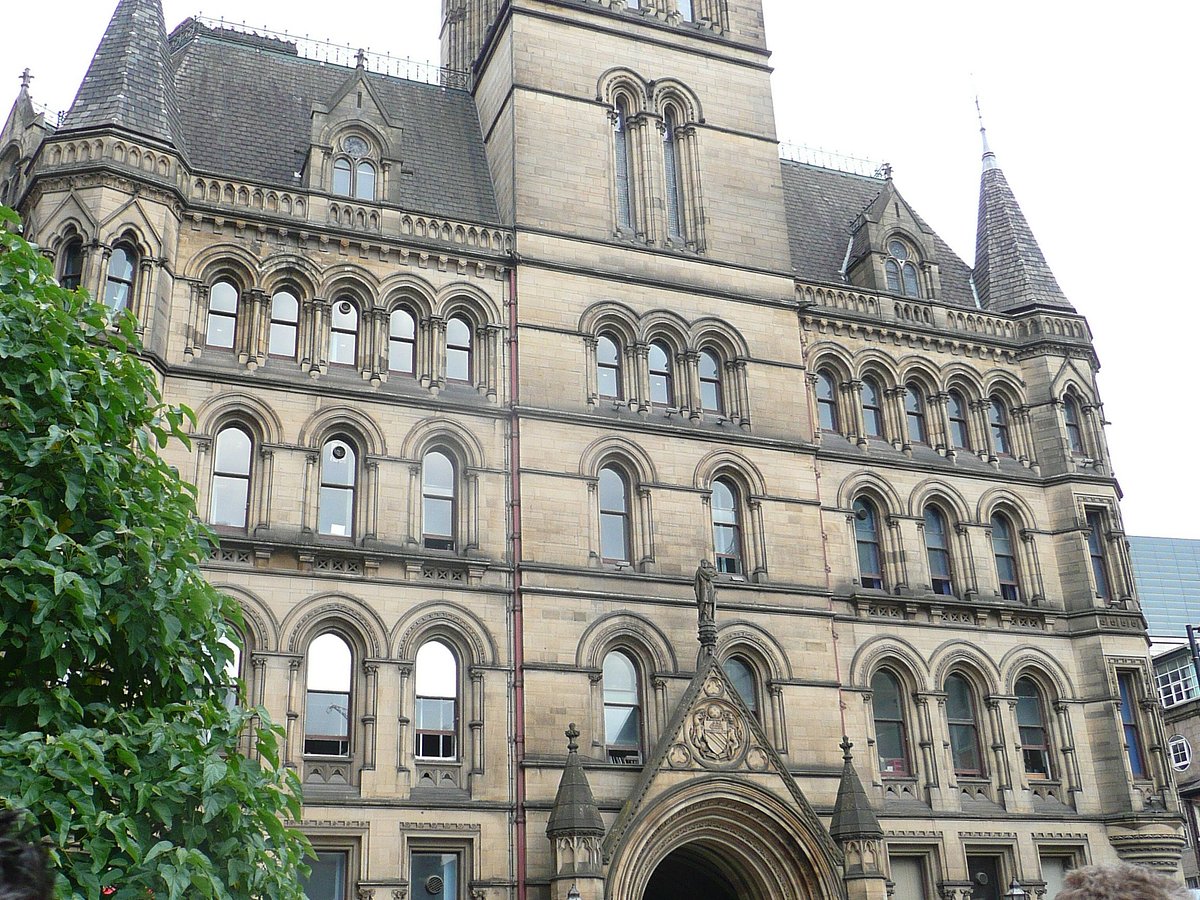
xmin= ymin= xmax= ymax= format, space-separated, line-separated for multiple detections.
xmin=829 ymin=737 xmax=883 ymax=842
xmin=974 ymin=141 xmax=1073 ymax=313
xmin=780 ymin=160 xmax=977 ymax=309
xmin=546 ymin=725 xmax=604 ymax=838
xmin=61 ymin=0 xmax=185 ymax=151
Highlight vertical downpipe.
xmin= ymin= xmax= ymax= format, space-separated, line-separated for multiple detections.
xmin=506 ymin=262 xmax=527 ymax=900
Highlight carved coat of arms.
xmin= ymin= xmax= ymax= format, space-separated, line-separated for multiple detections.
xmin=689 ymin=702 xmax=744 ymax=763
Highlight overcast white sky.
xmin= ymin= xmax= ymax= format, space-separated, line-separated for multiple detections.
xmin=4 ymin=1 xmax=1196 ymax=538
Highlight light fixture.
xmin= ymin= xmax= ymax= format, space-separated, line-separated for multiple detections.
xmin=567 ymin=884 xmax=581 ymax=900
xmin=1004 ymin=878 xmax=1027 ymax=899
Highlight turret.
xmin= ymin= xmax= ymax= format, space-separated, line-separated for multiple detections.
xmin=546 ymin=723 xmax=605 ymax=900
xmin=830 ymin=737 xmax=889 ymax=900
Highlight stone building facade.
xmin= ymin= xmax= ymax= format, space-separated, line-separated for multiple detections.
xmin=0 ymin=0 xmax=1184 ymax=897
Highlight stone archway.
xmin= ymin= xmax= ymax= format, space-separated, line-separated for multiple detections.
xmin=606 ymin=777 xmax=844 ymax=900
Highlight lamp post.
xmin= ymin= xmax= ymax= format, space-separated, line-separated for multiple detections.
xmin=1004 ymin=877 xmax=1027 ymax=899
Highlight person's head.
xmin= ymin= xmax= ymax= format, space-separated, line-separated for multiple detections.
xmin=1055 ymin=863 xmax=1190 ymax=900
xmin=0 ymin=810 xmax=52 ymax=900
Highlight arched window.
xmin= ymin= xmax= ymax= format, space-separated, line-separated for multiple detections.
xmin=599 ymin=465 xmax=631 ymax=563
xmin=423 ymin=450 xmax=456 ymax=551
xmin=211 ymin=425 xmax=253 ymax=528
xmin=415 ymin=640 xmax=458 ymax=760
xmin=699 ymin=350 xmax=722 ymax=413
xmin=854 ymin=498 xmax=884 ymax=590
xmin=711 ymin=478 xmax=743 ymax=575
xmin=220 ymin=633 xmax=242 ymax=710
xmin=1118 ymin=672 xmax=1148 ymax=778
xmin=613 ymin=97 xmax=634 ymax=230
xmin=945 ymin=673 xmax=983 ymax=777
xmin=1015 ymin=677 xmax=1052 ymax=779
xmin=923 ymin=506 xmax=953 ymax=596
xmin=1063 ymin=395 xmax=1085 ymax=454
xmin=305 ymin=633 xmax=352 ymax=756
xmin=861 ymin=378 xmax=884 ymax=439
xmin=870 ymin=669 xmax=911 ymax=777
xmin=663 ymin=107 xmax=684 ymax=240
xmin=104 ymin=244 xmax=137 ymax=311
xmin=648 ymin=341 xmax=673 ymax=406
xmin=269 ymin=290 xmax=299 ymax=358
xmin=988 ymin=397 xmax=1012 ymax=456
xmin=603 ymin=650 xmax=641 ymax=764
xmin=389 ymin=308 xmax=416 ymax=375
xmin=332 ymin=158 xmax=352 ymax=196
xmin=329 ymin=299 xmax=359 ymax=367
xmin=723 ymin=656 xmax=758 ymax=718
xmin=206 ymin=280 xmax=239 ymax=349
xmin=355 ymin=160 xmax=376 ymax=201
xmin=597 ymin=334 xmax=623 ymax=400
xmin=332 ymin=135 xmax=376 ymax=199
xmin=60 ymin=239 xmax=83 ymax=290
xmin=947 ymin=390 xmax=970 ymax=451
xmin=990 ymin=513 xmax=1020 ymax=602
xmin=1086 ymin=509 xmax=1112 ymax=600
xmin=446 ymin=316 xmax=472 ymax=382
xmin=884 ymin=240 xmax=920 ymax=298
xmin=904 ymin=384 xmax=927 ymax=444
xmin=319 ymin=438 xmax=357 ymax=537
xmin=816 ymin=370 xmax=839 ymax=432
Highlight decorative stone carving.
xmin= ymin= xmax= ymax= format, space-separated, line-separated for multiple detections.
xmin=688 ymin=699 xmax=745 ymax=763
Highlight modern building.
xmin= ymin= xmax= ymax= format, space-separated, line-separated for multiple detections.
xmin=0 ymin=1 xmax=1184 ymax=898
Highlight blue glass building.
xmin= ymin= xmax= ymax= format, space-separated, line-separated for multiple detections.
xmin=1130 ymin=536 xmax=1200 ymax=639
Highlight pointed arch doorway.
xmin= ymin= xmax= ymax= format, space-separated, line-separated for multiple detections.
xmin=641 ymin=843 xmax=741 ymax=900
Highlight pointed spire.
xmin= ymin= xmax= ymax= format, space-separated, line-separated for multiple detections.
xmin=547 ymin=724 xmax=604 ymax=838
xmin=61 ymin=0 xmax=185 ymax=152
xmin=829 ymin=737 xmax=883 ymax=842
xmin=973 ymin=122 xmax=1072 ymax=313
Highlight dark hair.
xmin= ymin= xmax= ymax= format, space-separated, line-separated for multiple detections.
xmin=1056 ymin=864 xmax=1190 ymax=900
xmin=0 ymin=810 xmax=53 ymax=900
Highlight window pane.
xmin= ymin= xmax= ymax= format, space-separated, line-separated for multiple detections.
xmin=211 ymin=476 xmax=250 ymax=528
xmin=109 ymin=246 xmax=135 ymax=282
xmin=215 ymin=427 xmax=252 ymax=475
xmin=319 ymin=486 xmax=353 ymax=536
xmin=302 ymin=851 xmax=347 ymax=900
xmin=308 ymin=634 xmax=352 ymax=692
xmin=424 ymin=497 xmax=454 ymax=541
xmin=424 ymin=451 xmax=455 ymax=494
xmin=889 ymin=858 xmax=927 ymax=900
xmin=446 ymin=317 xmax=471 ymax=381
xmin=601 ymin=513 xmax=629 ymax=562
xmin=1040 ymin=857 xmax=1071 ymax=900
xmin=332 ymin=158 xmax=351 ymax=196
xmin=269 ymin=291 xmax=299 ymax=357
xmin=599 ymin=467 xmax=628 ymax=512
xmin=355 ymin=161 xmax=375 ymax=200
xmin=614 ymin=99 xmax=632 ymax=228
xmin=605 ymin=705 xmax=641 ymax=746
xmin=946 ymin=675 xmax=974 ymax=720
xmin=902 ymin=262 xmax=919 ymax=298
xmin=884 ymin=259 xmax=900 ymax=293
xmin=664 ymin=109 xmax=682 ymax=239
xmin=415 ymin=641 xmax=457 ymax=697
xmin=603 ymin=651 xmax=638 ymax=700
xmin=104 ymin=278 xmax=131 ymax=311
xmin=723 ymin=657 xmax=757 ymax=713
xmin=323 ymin=440 xmax=356 ymax=486
xmin=817 ymin=372 xmax=838 ymax=431
xmin=411 ymin=853 xmax=458 ymax=900
xmin=677 ymin=0 xmax=693 ymax=20
xmin=905 ymin=386 xmax=926 ymax=443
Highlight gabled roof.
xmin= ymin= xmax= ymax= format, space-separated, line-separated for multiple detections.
xmin=973 ymin=132 xmax=1073 ymax=313
xmin=61 ymin=0 xmax=185 ymax=152
xmin=780 ymin=160 xmax=976 ymax=308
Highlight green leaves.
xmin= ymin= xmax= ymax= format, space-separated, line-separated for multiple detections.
xmin=0 ymin=207 xmax=309 ymax=899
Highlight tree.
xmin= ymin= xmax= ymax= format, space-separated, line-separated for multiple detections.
xmin=0 ymin=206 xmax=310 ymax=899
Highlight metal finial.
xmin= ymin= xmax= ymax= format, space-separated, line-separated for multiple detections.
xmin=976 ymin=96 xmax=997 ymax=169
xmin=880 ymin=162 xmax=893 ymax=180
xmin=840 ymin=735 xmax=854 ymax=762
xmin=355 ymin=48 xmax=367 ymax=69
xmin=19 ymin=68 xmax=33 ymax=91
xmin=565 ymin=722 xmax=580 ymax=753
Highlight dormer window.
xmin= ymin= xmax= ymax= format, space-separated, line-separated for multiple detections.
xmin=332 ymin=135 xmax=376 ymax=201
xmin=885 ymin=240 xmax=920 ymax=298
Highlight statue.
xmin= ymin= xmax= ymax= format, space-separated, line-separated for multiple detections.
xmin=694 ymin=560 xmax=718 ymax=651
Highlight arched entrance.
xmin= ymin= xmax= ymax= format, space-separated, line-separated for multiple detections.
xmin=642 ymin=843 xmax=739 ymax=900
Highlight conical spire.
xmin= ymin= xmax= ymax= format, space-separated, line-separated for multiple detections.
xmin=547 ymin=724 xmax=603 ymax=838
xmin=973 ymin=126 xmax=1071 ymax=313
xmin=60 ymin=0 xmax=185 ymax=152
xmin=829 ymin=737 xmax=883 ymax=842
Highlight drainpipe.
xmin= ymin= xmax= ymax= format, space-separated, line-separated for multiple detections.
xmin=506 ymin=261 xmax=528 ymax=900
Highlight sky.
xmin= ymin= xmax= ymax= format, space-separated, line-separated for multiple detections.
xmin=3 ymin=0 xmax=1196 ymax=538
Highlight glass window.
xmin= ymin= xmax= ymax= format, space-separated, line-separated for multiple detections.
xmin=354 ymin=161 xmax=375 ymax=201
xmin=991 ymin=514 xmax=1020 ymax=602
xmin=211 ymin=426 xmax=252 ymax=528
xmin=677 ymin=0 xmax=693 ymax=20
xmin=947 ymin=390 xmax=970 ymax=450
xmin=389 ymin=308 xmax=416 ymax=375
xmin=945 ymin=673 xmax=982 ymax=776
xmin=603 ymin=650 xmax=641 ymax=764
xmin=1118 ymin=672 xmax=1147 ymax=778
xmin=905 ymin=385 xmax=927 ymax=444
xmin=648 ymin=341 xmax=673 ymax=406
xmin=885 ymin=240 xmax=919 ymax=298
xmin=411 ymin=852 xmax=458 ymax=900
xmin=1015 ymin=677 xmax=1052 ymax=779
xmin=415 ymin=641 xmax=458 ymax=760
xmin=1040 ymin=856 xmax=1072 ymax=900
xmin=206 ymin=280 xmax=239 ymax=349
xmin=329 ymin=299 xmax=359 ymax=367
xmin=861 ymin=378 xmax=884 ymax=439
xmin=699 ymin=350 xmax=722 ymax=413
xmin=988 ymin=398 xmax=1012 ymax=456
xmin=319 ymin=438 xmax=356 ymax=537
xmin=722 ymin=656 xmax=757 ymax=717
xmin=712 ymin=478 xmax=743 ymax=576
xmin=599 ymin=465 xmax=630 ymax=563
xmin=614 ymin=98 xmax=633 ymax=230
xmin=597 ymin=334 xmax=622 ymax=400
xmin=104 ymin=244 xmax=136 ymax=311
xmin=305 ymin=633 xmax=352 ymax=756
xmin=1156 ymin=655 xmax=1199 ymax=707
xmin=1064 ymin=395 xmax=1085 ymax=454
xmin=1170 ymin=735 xmax=1192 ymax=771
xmin=854 ymin=498 xmax=884 ymax=590
xmin=220 ymin=633 xmax=242 ymax=710
xmin=923 ymin=506 xmax=953 ymax=596
xmin=332 ymin=158 xmax=352 ymax=197
xmin=269 ymin=290 xmax=299 ymax=358
xmin=1086 ymin=510 xmax=1112 ymax=600
xmin=663 ymin=108 xmax=684 ymax=240
xmin=870 ymin=669 xmax=910 ymax=777
xmin=60 ymin=239 xmax=83 ymax=290
xmin=816 ymin=371 xmax=839 ymax=432
xmin=446 ymin=316 xmax=472 ymax=382
xmin=301 ymin=850 xmax=348 ymax=900
xmin=888 ymin=858 xmax=928 ymax=900
xmin=423 ymin=451 xmax=456 ymax=551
